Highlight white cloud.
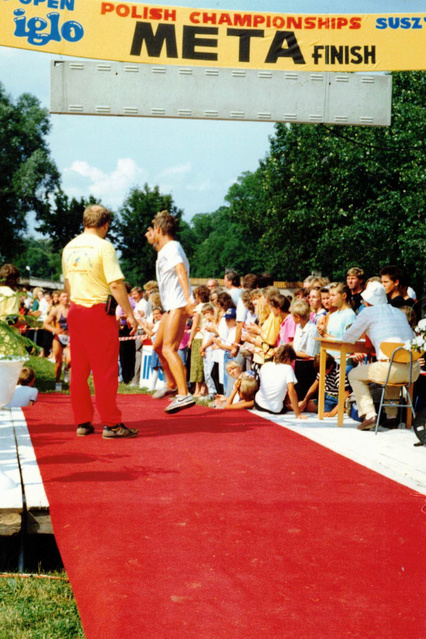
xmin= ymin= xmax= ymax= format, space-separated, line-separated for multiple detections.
xmin=63 ymin=158 xmax=148 ymax=207
xmin=187 ymin=179 xmax=213 ymax=193
xmin=158 ymin=163 xmax=192 ymax=179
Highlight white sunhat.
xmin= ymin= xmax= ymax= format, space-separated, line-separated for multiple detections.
xmin=361 ymin=281 xmax=388 ymax=306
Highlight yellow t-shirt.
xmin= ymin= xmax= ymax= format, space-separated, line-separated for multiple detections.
xmin=252 ymin=312 xmax=282 ymax=366
xmin=62 ymin=233 xmax=124 ymax=307
xmin=0 ymin=286 xmax=20 ymax=318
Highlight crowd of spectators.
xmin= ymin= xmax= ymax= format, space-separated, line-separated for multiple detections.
xmin=1 ymin=261 xmax=424 ymax=426
xmin=118 ymin=264 xmax=424 ymax=425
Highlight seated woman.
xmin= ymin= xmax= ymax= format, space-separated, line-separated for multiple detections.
xmin=254 ymin=344 xmax=306 ymax=418
xmin=322 ymin=282 xmax=357 ymax=372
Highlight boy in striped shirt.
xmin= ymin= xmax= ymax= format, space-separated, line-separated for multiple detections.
xmin=298 ymin=353 xmax=350 ymax=418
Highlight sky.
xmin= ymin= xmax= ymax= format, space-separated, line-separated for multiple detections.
xmin=0 ymin=0 xmax=420 ymax=226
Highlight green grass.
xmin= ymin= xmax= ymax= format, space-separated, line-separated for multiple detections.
xmin=24 ymin=356 xmax=58 ymax=393
xmin=24 ymin=355 xmax=155 ymax=395
xmin=0 ymin=572 xmax=84 ymax=638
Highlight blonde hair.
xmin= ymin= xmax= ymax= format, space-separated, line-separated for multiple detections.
xmin=238 ymin=373 xmax=258 ymax=401
xmin=311 ymin=276 xmax=330 ymax=288
xmin=400 ymin=306 xmax=417 ymax=329
xmin=201 ymin=303 xmax=214 ymax=314
xmin=329 ymin=282 xmax=350 ymax=300
xmin=250 ymin=289 xmax=263 ymax=301
xmin=263 ymin=286 xmax=280 ymax=301
xmin=150 ymin=292 xmax=162 ymax=308
xmin=226 ymin=360 xmax=243 ymax=374
xmin=144 ymin=280 xmax=158 ymax=291
xmin=83 ymin=204 xmax=111 ymax=228
xmin=290 ymin=300 xmax=310 ymax=321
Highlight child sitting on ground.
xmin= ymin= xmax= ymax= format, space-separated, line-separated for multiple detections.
xmin=298 ymin=353 xmax=350 ymax=418
xmin=215 ymin=371 xmax=258 ymax=410
xmin=6 ymin=367 xmax=38 ymax=407
xmin=254 ymin=344 xmax=306 ymax=418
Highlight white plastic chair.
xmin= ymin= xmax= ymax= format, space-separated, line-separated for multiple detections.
xmin=375 ymin=342 xmax=422 ymax=434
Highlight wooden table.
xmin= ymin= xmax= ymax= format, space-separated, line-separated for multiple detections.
xmin=316 ymin=337 xmax=374 ymax=427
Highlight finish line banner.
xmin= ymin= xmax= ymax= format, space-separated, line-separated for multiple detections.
xmin=1 ymin=1 xmax=426 ymax=71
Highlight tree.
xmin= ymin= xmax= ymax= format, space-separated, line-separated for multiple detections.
xmin=13 ymin=237 xmax=62 ymax=281
xmin=115 ymin=184 xmax=185 ymax=286
xmin=190 ymin=206 xmax=264 ymax=278
xmin=35 ymin=189 xmax=97 ymax=252
xmin=0 ymin=85 xmax=59 ymax=261
xmin=225 ymin=71 xmax=426 ymax=292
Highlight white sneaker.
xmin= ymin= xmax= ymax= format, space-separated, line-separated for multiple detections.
xmin=55 ymin=383 xmax=62 ymax=392
xmin=153 ymin=386 xmax=177 ymax=399
xmin=165 ymin=394 xmax=196 ymax=414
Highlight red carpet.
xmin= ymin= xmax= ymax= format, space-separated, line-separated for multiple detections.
xmin=25 ymin=395 xmax=424 ymax=639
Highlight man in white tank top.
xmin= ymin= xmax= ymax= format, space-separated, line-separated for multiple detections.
xmin=148 ymin=211 xmax=196 ymax=414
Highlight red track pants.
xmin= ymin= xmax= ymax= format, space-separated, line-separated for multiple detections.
xmin=68 ymin=303 xmax=122 ymax=427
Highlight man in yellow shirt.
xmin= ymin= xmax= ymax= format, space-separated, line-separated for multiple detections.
xmin=62 ymin=204 xmax=139 ymax=439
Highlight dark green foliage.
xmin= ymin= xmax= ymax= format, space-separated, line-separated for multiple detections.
xmin=13 ymin=237 xmax=62 ymax=281
xmin=190 ymin=206 xmax=264 ymax=278
xmin=191 ymin=71 xmax=425 ymax=291
xmin=35 ymin=190 xmax=98 ymax=253
xmin=0 ymin=85 xmax=60 ymax=261
xmin=115 ymin=184 xmax=185 ymax=286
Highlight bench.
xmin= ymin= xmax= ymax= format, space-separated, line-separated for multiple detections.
xmin=0 ymin=408 xmax=52 ymax=536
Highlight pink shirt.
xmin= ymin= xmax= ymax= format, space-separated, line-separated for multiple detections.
xmin=278 ymin=314 xmax=297 ymax=345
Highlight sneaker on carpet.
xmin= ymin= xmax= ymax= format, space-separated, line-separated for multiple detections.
xmin=76 ymin=422 xmax=94 ymax=437
xmin=153 ymin=386 xmax=178 ymax=399
xmin=102 ymin=423 xmax=138 ymax=439
xmin=165 ymin=394 xmax=196 ymax=414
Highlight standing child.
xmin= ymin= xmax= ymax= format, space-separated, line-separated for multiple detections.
xmin=212 ymin=307 xmax=238 ymax=396
xmin=291 ymin=300 xmax=320 ymax=400
xmin=141 ymin=307 xmax=164 ymax=391
xmin=199 ymin=303 xmax=219 ymax=400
